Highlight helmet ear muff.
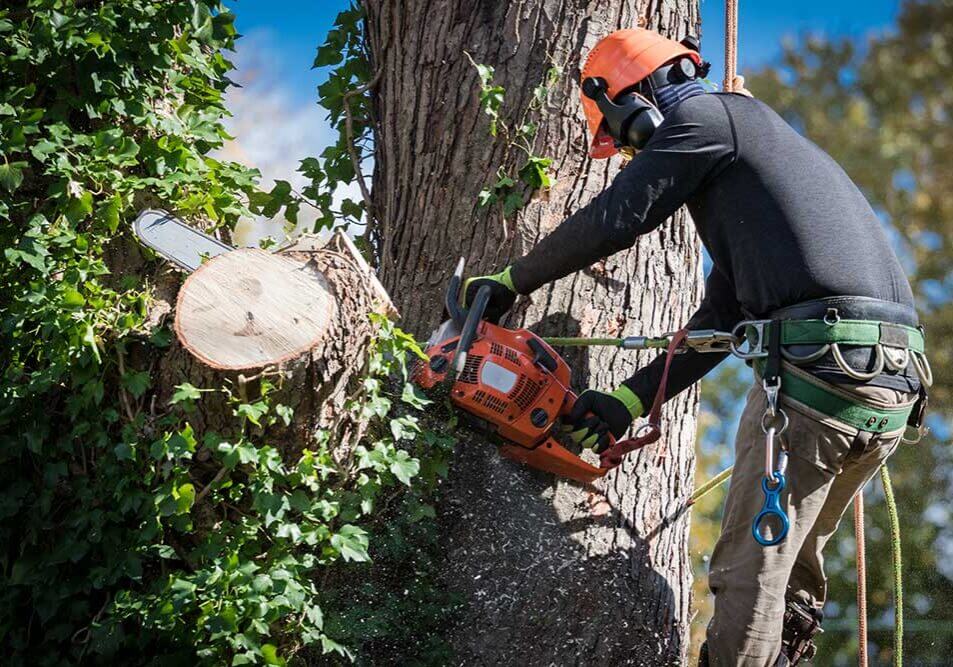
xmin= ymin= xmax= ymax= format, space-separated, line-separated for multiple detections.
xmin=582 ymin=77 xmax=664 ymax=150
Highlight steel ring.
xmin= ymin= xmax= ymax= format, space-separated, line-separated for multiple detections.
xmin=730 ymin=321 xmax=760 ymax=360
xmin=824 ymin=308 xmax=841 ymax=325
xmin=911 ymin=351 xmax=934 ymax=388
xmin=781 ymin=343 xmax=831 ymax=365
xmin=830 ymin=342 xmax=884 ymax=381
xmin=761 ymin=408 xmax=789 ymax=436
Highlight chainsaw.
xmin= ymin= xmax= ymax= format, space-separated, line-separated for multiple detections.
xmin=414 ymin=259 xmax=671 ymax=484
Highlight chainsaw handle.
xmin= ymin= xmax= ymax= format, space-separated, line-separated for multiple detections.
xmin=445 ymin=258 xmax=467 ymax=327
xmin=453 ymin=284 xmax=491 ymax=375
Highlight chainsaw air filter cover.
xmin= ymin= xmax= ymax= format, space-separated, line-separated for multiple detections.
xmin=415 ymin=321 xmax=573 ymax=449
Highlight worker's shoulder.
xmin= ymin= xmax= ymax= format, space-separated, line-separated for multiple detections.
xmin=659 ymin=93 xmax=738 ymax=143
xmin=665 ymin=92 xmax=736 ymax=124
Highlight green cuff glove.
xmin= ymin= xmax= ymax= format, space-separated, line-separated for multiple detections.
xmin=610 ymin=385 xmax=644 ymax=420
xmin=463 ymin=266 xmax=517 ymax=323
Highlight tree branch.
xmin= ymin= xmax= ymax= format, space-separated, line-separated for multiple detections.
xmin=342 ymin=68 xmax=383 ymax=233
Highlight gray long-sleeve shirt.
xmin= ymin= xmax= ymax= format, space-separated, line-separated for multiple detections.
xmin=510 ymin=93 xmax=915 ymax=408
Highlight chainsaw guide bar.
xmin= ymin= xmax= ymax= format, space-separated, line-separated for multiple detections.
xmin=132 ymin=209 xmax=233 ymax=272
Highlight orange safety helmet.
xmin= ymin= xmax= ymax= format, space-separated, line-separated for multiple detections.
xmin=581 ymin=29 xmax=701 ymax=159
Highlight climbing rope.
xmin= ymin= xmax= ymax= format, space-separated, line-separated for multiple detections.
xmin=724 ymin=0 xmax=738 ymax=92
xmin=854 ymin=492 xmax=869 ymax=667
xmin=688 ymin=465 xmax=733 ymax=506
xmin=881 ymin=464 xmax=904 ymax=666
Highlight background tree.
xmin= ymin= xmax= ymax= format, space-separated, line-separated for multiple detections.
xmin=362 ymin=1 xmax=705 ymax=664
xmin=690 ymin=1 xmax=953 ymax=664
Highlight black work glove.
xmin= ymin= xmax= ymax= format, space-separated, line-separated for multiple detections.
xmin=463 ymin=266 xmax=517 ymax=324
xmin=562 ymin=387 xmax=644 ymax=454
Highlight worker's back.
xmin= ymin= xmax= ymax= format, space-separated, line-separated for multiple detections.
xmin=685 ymin=92 xmax=914 ymax=317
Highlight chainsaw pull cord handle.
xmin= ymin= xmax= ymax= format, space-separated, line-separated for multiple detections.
xmin=453 ymin=284 xmax=491 ymax=375
xmin=600 ymin=328 xmax=688 ymax=468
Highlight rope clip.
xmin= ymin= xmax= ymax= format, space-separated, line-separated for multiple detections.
xmin=753 ymin=418 xmax=790 ymax=547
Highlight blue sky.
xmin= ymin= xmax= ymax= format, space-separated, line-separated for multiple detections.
xmin=223 ymin=0 xmax=901 ymax=106
xmin=218 ymin=0 xmax=901 ymax=244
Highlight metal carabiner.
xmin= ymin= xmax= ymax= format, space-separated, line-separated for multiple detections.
xmin=910 ymin=350 xmax=934 ymax=388
xmin=683 ymin=329 xmax=738 ymax=354
xmin=753 ymin=471 xmax=790 ymax=546
xmin=753 ymin=421 xmax=790 ymax=546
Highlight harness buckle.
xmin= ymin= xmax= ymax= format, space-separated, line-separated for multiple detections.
xmin=730 ymin=320 xmax=772 ymax=359
xmin=763 ymin=377 xmax=781 ymax=417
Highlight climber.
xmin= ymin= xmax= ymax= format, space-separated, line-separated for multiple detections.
xmin=462 ymin=28 xmax=928 ymax=667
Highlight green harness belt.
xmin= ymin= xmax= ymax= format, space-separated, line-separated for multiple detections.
xmin=748 ymin=318 xmax=924 ymax=434
xmin=755 ymin=362 xmax=915 ymax=434
xmin=776 ymin=319 xmax=924 ymax=354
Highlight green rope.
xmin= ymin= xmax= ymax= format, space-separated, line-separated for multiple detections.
xmin=880 ymin=464 xmax=903 ymax=667
xmin=688 ymin=465 xmax=734 ymax=505
xmin=542 ymin=337 xmax=623 ymax=347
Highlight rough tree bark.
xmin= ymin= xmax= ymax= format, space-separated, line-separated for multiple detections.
xmin=364 ymin=2 xmax=704 ymax=664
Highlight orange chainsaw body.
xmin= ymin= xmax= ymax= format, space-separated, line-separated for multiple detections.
xmin=415 ymin=320 xmax=608 ymax=484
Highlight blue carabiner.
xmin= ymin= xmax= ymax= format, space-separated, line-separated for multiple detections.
xmin=752 ymin=472 xmax=789 ymax=546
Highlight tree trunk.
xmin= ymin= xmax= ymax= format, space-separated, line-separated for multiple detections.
xmin=364 ymin=1 xmax=703 ymax=664
xmin=153 ymin=231 xmax=393 ymax=457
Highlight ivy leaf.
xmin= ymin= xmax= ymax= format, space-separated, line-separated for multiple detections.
xmin=400 ymin=383 xmax=432 ymax=409
xmin=475 ymin=63 xmax=495 ymax=86
xmin=275 ymin=404 xmax=294 ymax=426
xmin=260 ymin=644 xmax=287 ymax=667
xmin=170 ymin=382 xmax=202 ymax=405
xmin=175 ymin=483 xmax=196 ymax=514
xmin=122 ymin=370 xmax=151 ymax=398
xmin=330 ymin=525 xmax=370 ymax=562
xmin=389 ymin=450 xmax=420 ymax=486
xmin=389 ymin=415 xmax=420 ymax=441
xmin=503 ymin=192 xmax=524 ymax=216
xmin=61 ymin=287 xmax=85 ymax=309
xmin=236 ymin=401 xmax=268 ymax=426
xmin=0 ymin=161 xmax=26 ymax=193
xmin=519 ymin=156 xmax=553 ymax=189
xmin=477 ymin=188 xmax=496 ymax=207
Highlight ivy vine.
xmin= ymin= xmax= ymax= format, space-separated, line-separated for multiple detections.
xmin=468 ymin=55 xmax=562 ymax=218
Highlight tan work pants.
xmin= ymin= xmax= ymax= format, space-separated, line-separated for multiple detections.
xmin=705 ymin=365 xmax=914 ymax=666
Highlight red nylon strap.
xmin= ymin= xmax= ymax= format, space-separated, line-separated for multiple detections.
xmin=600 ymin=328 xmax=688 ymax=468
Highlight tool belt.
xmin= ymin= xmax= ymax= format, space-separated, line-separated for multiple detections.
xmin=734 ymin=297 xmax=931 ymax=441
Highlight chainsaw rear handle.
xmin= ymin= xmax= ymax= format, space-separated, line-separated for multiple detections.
xmin=453 ymin=284 xmax=491 ymax=375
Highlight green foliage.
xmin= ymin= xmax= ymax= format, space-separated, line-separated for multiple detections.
xmin=296 ymin=4 xmax=374 ymax=241
xmin=468 ymin=55 xmax=562 ymax=218
xmin=0 ymin=2 xmax=455 ymax=665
